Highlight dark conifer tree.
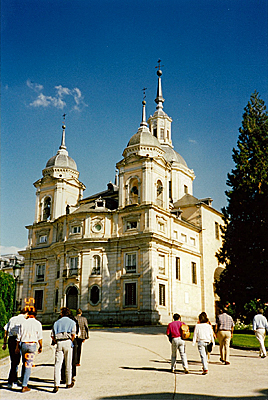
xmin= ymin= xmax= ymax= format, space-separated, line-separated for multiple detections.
xmin=216 ymin=92 xmax=268 ymax=320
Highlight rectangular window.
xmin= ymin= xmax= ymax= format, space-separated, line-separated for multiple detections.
xmin=215 ymin=222 xmax=219 ymax=239
xmin=160 ymin=128 xmax=164 ymax=140
xmin=36 ymin=264 xmax=45 ymax=281
xmin=158 ymin=222 xmax=164 ymax=232
xmin=169 ymin=181 xmax=172 ymax=200
xmin=159 ymin=284 xmax=166 ymax=306
xmin=153 ymin=128 xmax=157 ymax=137
xmin=190 ymin=237 xmax=196 ymax=246
xmin=181 ymin=233 xmax=187 ymax=243
xmin=125 ymin=253 xmax=136 ymax=273
xmin=184 ymin=185 xmax=188 ymax=194
xmin=69 ymin=257 xmax=78 ymax=276
xmin=176 ymin=257 xmax=180 ymax=280
xmin=55 ymin=289 xmax=59 ymax=306
xmin=126 ymin=221 xmax=137 ymax=230
xmin=192 ymin=262 xmax=197 ymax=284
xmin=72 ymin=226 xmax=81 ymax=234
xmin=158 ymin=254 xmax=165 ymax=275
xmin=35 ymin=290 xmax=43 ymax=310
xmin=125 ymin=282 xmax=137 ymax=306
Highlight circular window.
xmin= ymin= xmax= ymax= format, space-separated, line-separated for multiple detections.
xmin=89 ymin=285 xmax=100 ymax=306
xmin=95 ymin=224 xmax=102 ymax=231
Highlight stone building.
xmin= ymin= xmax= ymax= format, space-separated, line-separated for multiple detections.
xmin=20 ymin=68 xmax=224 ymax=325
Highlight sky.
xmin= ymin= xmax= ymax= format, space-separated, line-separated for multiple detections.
xmin=1 ymin=0 xmax=267 ymax=254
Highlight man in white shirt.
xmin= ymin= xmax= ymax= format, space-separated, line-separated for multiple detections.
xmin=253 ymin=308 xmax=268 ymax=358
xmin=2 ymin=309 xmax=27 ymax=388
xmin=15 ymin=310 xmax=43 ymax=393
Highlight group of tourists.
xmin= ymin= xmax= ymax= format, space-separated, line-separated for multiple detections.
xmin=166 ymin=307 xmax=268 ymax=375
xmin=2 ymin=306 xmax=268 ymax=392
xmin=2 ymin=307 xmax=89 ymax=393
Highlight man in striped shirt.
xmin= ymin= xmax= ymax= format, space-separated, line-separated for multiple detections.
xmin=215 ymin=308 xmax=234 ymax=365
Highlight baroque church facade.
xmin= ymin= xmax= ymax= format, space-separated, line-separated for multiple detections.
xmin=20 ymin=68 xmax=224 ymax=325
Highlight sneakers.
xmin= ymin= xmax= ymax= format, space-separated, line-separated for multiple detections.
xmin=202 ymin=370 xmax=208 ymax=375
xmin=22 ymin=386 xmax=31 ymax=393
xmin=53 ymin=387 xmax=59 ymax=393
xmin=66 ymin=381 xmax=74 ymax=389
xmin=184 ymin=369 xmax=189 ymax=374
xmin=225 ymin=361 xmax=230 ymax=365
xmin=171 ymin=367 xmax=175 ymax=373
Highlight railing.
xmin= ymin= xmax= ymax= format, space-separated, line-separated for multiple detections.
xmin=63 ymin=268 xmax=79 ymax=278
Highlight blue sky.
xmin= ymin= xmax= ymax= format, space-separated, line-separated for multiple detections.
xmin=1 ymin=0 xmax=267 ymax=254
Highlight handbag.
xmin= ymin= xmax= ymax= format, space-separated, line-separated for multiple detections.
xmin=207 ymin=342 xmax=213 ymax=353
xmin=181 ymin=324 xmax=190 ymax=339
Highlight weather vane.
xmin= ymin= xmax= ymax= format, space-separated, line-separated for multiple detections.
xmin=155 ymin=59 xmax=164 ymax=71
xmin=63 ymin=113 xmax=67 ymax=120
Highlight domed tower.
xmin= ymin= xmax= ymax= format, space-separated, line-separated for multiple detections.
xmin=33 ymin=119 xmax=85 ymax=223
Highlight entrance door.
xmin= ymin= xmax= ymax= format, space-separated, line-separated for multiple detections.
xmin=66 ymin=286 xmax=78 ymax=311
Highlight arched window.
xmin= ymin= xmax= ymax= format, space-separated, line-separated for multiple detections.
xmin=129 ymin=178 xmax=139 ymax=205
xmin=91 ymin=255 xmax=101 ymax=275
xmin=89 ymin=285 xmax=100 ymax=305
xmin=156 ymin=180 xmax=163 ymax=207
xmin=43 ymin=197 xmax=51 ymax=221
xmin=66 ymin=286 xmax=78 ymax=310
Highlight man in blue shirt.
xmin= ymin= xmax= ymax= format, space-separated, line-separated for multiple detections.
xmin=253 ymin=308 xmax=268 ymax=358
xmin=51 ymin=307 xmax=76 ymax=393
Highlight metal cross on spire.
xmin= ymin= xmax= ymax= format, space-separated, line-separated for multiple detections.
xmin=63 ymin=113 xmax=67 ymax=120
xmin=142 ymin=87 xmax=147 ymax=101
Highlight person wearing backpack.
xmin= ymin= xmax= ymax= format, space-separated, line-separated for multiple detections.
xmin=166 ymin=313 xmax=189 ymax=373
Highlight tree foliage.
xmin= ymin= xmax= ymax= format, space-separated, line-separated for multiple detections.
xmin=0 ymin=297 xmax=8 ymax=338
xmin=216 ymin=92 xmax=268 ymax=320
xmin=0 ymin=271 xmax=15 ymax=321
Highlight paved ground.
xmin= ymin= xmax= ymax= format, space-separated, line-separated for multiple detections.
xmin=0 ymin=326 xmax=267 ymax=400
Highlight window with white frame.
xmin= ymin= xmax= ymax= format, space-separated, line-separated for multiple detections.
xmin=125 ymin=253 xmax=136 ymax=273
xmin=91 ymin=255 xmax=101 ymax=275
xmin=36 ymin=264 xmax=45 ymax=281
xmin=159 ymin=284 xmax=166 ymax=306
xmin=158 ymin=254 xmax=165 ymax=275
xmin=124 ymin=282 xmax=137 ymax=307
xmin=72 ymin=226 xmax=81 ymax=234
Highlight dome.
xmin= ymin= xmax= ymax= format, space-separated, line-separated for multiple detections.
xmin=46 ymin=149 xmax=77 ymax=170
xmin=127 ymin=129 xmax=161 ymax=148
xmin=161 ymin=144 xmax=188 ymax=167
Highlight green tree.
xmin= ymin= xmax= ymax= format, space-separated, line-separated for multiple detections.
xmin=0 ymin=297 xmax=8 ymax=338
xmin=0 ymin=271 xmax=15 ymax=321
xmin=216 ymin=92 xmax=268 ymax=320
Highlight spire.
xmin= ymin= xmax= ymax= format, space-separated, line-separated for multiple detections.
xmin=155 ymin=59 xmax=165 ymax=110
xmin=59 ymin=113 xmax=67 ymax=150
xmin=140 ymin=87 xmax=148 ymax=127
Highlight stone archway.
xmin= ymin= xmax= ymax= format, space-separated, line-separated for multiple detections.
xmin=66 ymin=285 xmax=78 ymax=311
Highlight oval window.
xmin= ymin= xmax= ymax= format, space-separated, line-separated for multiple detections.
xmin=90 ymin=285 xmax=100 ymax=305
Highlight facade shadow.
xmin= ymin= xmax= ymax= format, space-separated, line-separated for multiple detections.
xmin=99 ymin=389 xmax=268 ymax=400
xmin=92 ymin=326 xmax=167 ymax=335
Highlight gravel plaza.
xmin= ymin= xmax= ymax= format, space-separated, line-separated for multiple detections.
xmin=0 ymin=326 xmax=267 ymax=400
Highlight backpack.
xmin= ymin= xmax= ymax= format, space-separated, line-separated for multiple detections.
xmin=181 ymin=324 xmax=190 ymax=339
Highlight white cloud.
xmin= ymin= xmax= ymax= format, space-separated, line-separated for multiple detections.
xmin=0 ymin=245 xmax=26 ymax=256
xmin=26 ymin=79 xmax=44 ymax=92
xmin=27 ymin=81 xmax=87 ymax=111
xmin=189 ymin=139 xmax=197 ymax=144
